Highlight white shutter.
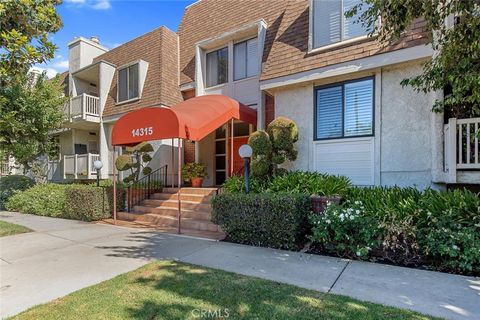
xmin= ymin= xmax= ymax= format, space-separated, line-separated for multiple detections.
xmin=234 ymin=42 xmax=246 ymax=80
xmin=344 ymin=79 xmax=373 ymax=136
xmin=118 ymin=68 xmax=128 ymax=102
xmin=313 ymin=0 xmax=341 ymax=48
xmin=246 ymin=38 xmax=258 ymax=77
xmin=316 ymin=85 xmax=343 ymax=139
xmin=128 ymin=64 xmax=139 ymax=99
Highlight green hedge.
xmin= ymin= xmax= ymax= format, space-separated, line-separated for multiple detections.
xmin=212 ymin=193 xmax=311 ymax=250
xmin=6 ymin=183 xmax=125 ymax=221
xmin=6 ymin=183 xmax=66 ymax=217
xmin=310 ymin=187 xmax=480 ymax=275
xmin=0 ymin=175 xmax=35 ymax=210
xmin=63 ymin=185 xmax=124 ymax=221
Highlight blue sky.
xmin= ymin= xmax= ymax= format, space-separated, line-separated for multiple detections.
xmin=34 ymin=0 xmax=196 ymax=77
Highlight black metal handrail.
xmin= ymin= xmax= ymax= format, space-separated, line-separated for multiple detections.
xmin=126 ymin=164 xmax=168 ymax=212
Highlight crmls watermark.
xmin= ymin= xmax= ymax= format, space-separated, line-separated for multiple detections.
xmin=191 ymin=308 xmax=230 ymax=318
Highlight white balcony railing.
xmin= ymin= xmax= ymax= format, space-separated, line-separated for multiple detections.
xmin=64 ymin=93 xmax=100 ymax=122
xmin=444 ymin=117 xmax=480 ymax=182
xmin=63 ymin=153 xmax=100 ymax=179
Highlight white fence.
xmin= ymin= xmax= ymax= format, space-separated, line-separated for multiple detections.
xmin=444 ymin=117 xmax=480 ymax=182
xmin=63 ymin=153 xmax=100 ymax=179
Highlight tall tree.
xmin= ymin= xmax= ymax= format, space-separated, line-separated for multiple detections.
xmin=0 ymin=0 xmax=62 ymax=82
xmin=0 ymin=73 xmax=67 ymax=169
xmin=0 ymin=0 xmax=65 ymax=169
xmin=347 ymin=0 xmax=480 ymax=117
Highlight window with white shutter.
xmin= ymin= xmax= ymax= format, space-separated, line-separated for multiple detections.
xmin=315 ymin=78 xmax=374 ymax=140
xmin=312 ymin=0 xmax=370 ymax=49
xmin=234 ymin=38 xmax=258 ymax=81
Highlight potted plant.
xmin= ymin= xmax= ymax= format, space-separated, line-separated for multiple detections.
xmin=182 ymin=163 xmax=208 ymax=187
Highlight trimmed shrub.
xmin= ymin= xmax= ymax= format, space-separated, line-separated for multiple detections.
xmin=212 ymin=193 xmax=311 ymax=250
xmin=0 ymin=175 xmax=35 ymax=209
xmin=267 ymin=171 xmax=351 ymax=196
xmin=6 ymin=183 xmax=125 ymax=221
xmin=310 ymin=187 xmax=480 ymax=275
xmin=222 ymin=175 xmax=270 ymax=194
xmin=64 ymin=185 xmax=124 ymax=221
xmin=6 ymin=183 xmax=66 ymax=217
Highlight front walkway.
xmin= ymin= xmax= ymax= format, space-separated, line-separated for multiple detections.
xmin=0 ymin=212 xmax=478 ymax=319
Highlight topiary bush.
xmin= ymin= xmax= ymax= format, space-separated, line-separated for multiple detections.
xmin=248 ymin=117 xmax=298 ymax=178
xmin=0 ymin=175 xmax=34 ymax=209
xmin=6 ymin=183 xmax=66 ymax=217
xmin=212 ymin=192 xmax=311 ymax=250
xmin=116 ymin=141 xmax=154 ymax=183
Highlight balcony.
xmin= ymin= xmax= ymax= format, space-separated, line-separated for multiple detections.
xmin=63 ymin=153 xmax=100 ymax=179
xmin=444 ymin=117 xmax=480 ymax=183
xmin=64 ymin=93 xmax=100 ymax=125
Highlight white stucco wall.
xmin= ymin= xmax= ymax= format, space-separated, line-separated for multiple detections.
xmin=272 ymin=61 xmax=443 ymax=189
xmin=379 ymin=63 xmax=439 ymax=188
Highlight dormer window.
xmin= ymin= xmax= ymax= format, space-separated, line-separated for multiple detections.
xmin=118 ymin=63 xmax=139 ymax=102
xmin=311 ymin=0 xmax=370 ymax=50
xmin=206 ymin=47 xmax=228 ymax=87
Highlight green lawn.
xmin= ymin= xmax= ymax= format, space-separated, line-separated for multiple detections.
xmin=0 ymin=220 xmax=31 ymax=237
xmin=11 ymin=261 xmax=438 ymax=320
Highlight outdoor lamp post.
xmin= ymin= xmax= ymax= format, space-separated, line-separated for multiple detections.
xmin=93 ymin=160 xmax=103 ymax=187
xmin=238 ymin=144 xmax=253 ymax=194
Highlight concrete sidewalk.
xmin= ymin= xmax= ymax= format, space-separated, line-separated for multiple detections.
xmin=0 ymin=212 xmax=478 ymax=319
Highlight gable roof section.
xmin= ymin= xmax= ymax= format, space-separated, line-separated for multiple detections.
xmin=93 ymin=26 xmax=183 ymax=117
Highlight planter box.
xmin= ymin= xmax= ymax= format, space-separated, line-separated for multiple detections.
xmin=310 ymin=195 xmax=341 ymax=214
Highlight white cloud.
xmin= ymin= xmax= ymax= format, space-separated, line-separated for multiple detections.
xmin=92 ymin=0 xmax=111 ymax=10
xmin=64 ymin=0 xmax=111 ymax=10
xmin=53 ymin=60 xmax=69 ymax=70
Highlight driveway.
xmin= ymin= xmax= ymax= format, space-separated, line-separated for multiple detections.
xmin=1 ymin=211 xmax=479 ymax=319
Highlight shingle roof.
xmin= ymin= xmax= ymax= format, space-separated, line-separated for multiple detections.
xmin=92 ymin=26 xmax=183 ymax=117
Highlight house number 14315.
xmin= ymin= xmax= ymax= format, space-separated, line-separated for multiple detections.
xmin=132 ymin=127 xmax=153 ymax=137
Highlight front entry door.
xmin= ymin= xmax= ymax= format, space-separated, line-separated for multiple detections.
xmin=229 ymin=137 xmax=249 ymax=176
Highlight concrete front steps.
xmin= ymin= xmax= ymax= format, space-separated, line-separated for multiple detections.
xmin=117 ymin=187 xmax=224 ymax=240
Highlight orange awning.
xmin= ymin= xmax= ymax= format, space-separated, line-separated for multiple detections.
xmin=111 ymin=95 xmax=257 ymax=146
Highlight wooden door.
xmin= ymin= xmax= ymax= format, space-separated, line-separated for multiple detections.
xmin=230 ymin=137 xmax=249 ymax=176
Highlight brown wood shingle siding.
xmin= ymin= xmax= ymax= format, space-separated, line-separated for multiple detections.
xmin=93 ymin=27 xmax=182 ymax=117
xmin=178 ymin=0 xmax=429 ymax=85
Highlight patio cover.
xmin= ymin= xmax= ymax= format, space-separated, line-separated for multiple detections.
xmin=111 ymin=94 xmax=257 ymax=146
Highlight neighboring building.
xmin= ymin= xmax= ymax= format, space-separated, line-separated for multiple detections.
xmin=47 ymin=0 xmax=478 ymax=189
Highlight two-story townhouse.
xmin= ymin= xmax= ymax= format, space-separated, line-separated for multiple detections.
xmin=178 ymin=0 xmax=479 ymax=189
xmin=51 ymin=0 xmax=478 ymax=190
